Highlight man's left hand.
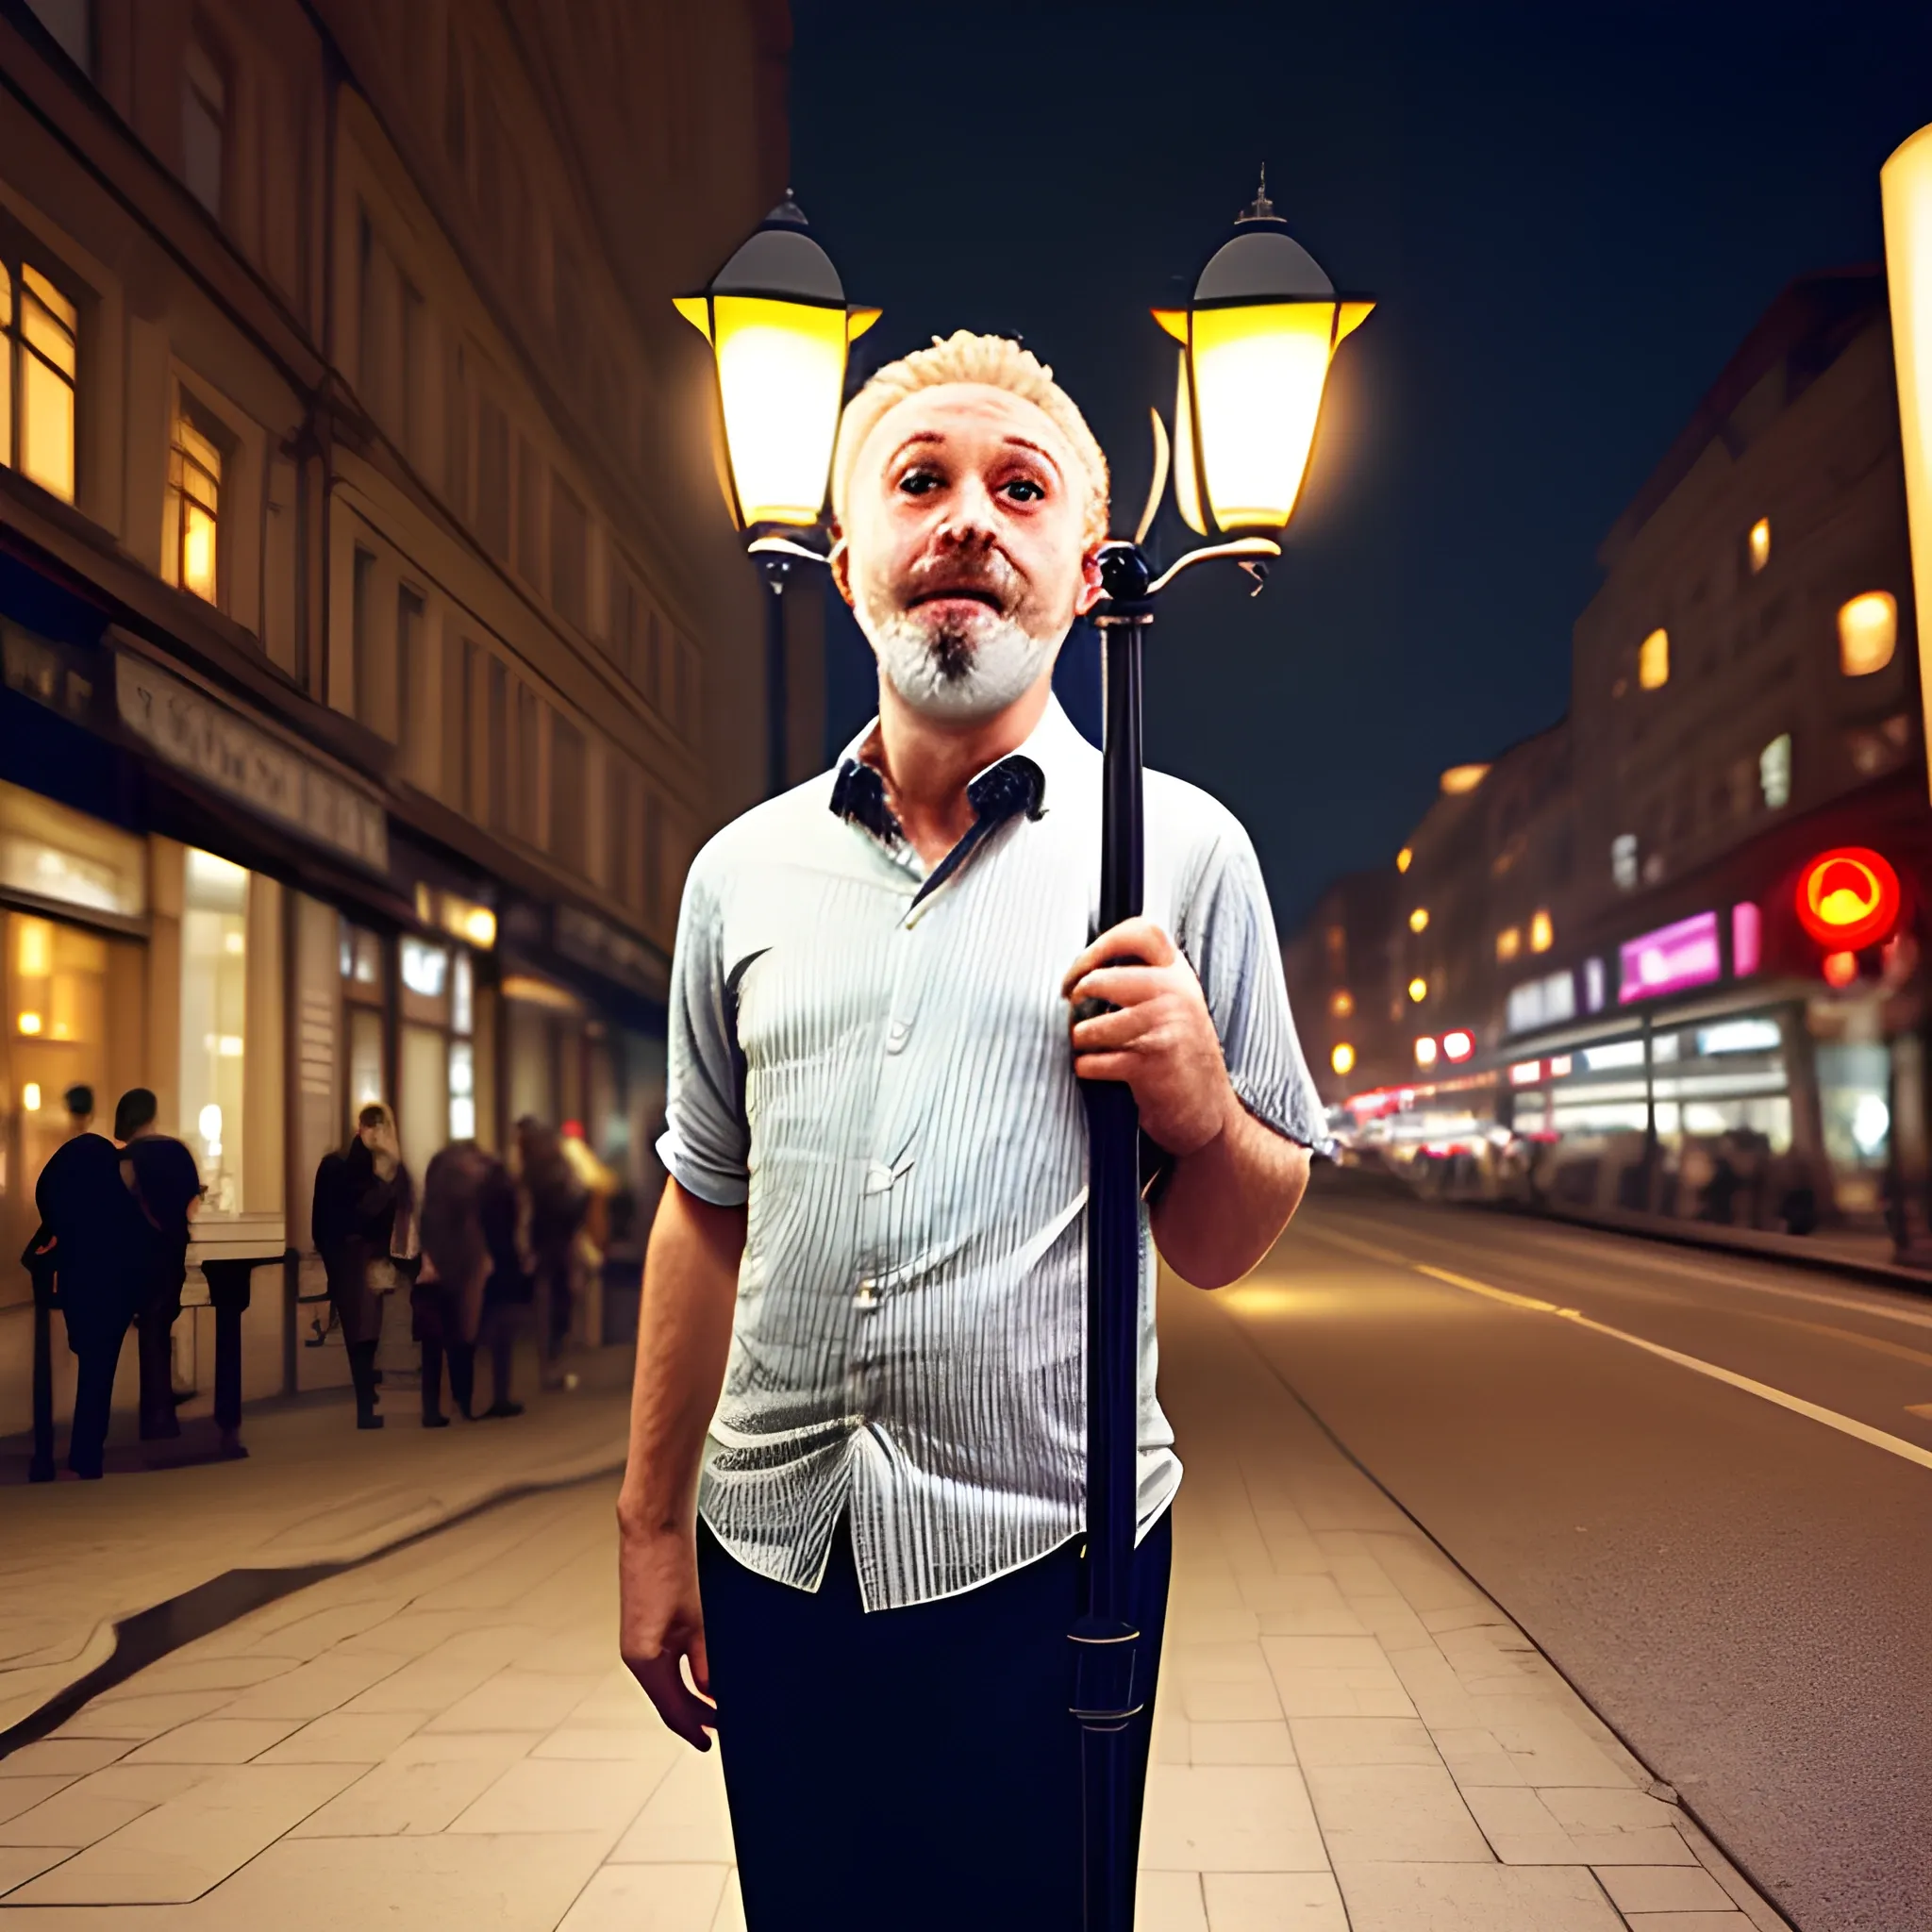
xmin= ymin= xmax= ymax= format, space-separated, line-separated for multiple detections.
xmin=1063 ymin=917 xmax=1235 ymax=1158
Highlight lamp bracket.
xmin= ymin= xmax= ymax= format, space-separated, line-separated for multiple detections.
xmin=746 ymin=535 xmax=831 ymax=568
xmin=1145 ymin=537 xmax=1281 ymax=597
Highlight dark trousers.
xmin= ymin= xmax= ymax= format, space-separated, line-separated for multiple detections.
xmin=135 ymin=1286 xmax=181 ymax=1440
xmin=697 ymin=1509 xmax=1173 ymax=1932
xmin=68 ymin=1324 xmax=127 ymax=1478
xmin=420 ymin=1340 xmax=475 ymax=1420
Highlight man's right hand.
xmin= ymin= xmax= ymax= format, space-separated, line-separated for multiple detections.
xmin=617 ymin=1518 xmax=717 ymax=1750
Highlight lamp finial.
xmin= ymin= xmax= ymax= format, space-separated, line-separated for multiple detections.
xmin=1237 ymin=166 xmax=1276 ymax=225
xmin=765 ymin=190 xmax=808 ymax=228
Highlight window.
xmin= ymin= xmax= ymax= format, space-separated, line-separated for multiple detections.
xmin=0 ymin=261 xmax=78 ymax=502
xmin=181 ymin=36 xmax=225 ymax=219
xmin=181 ymin=849 xmax=248 ymax=1213
xmin=551 ymin=716 xmax=586 ymax=874
xmin=1748 ymin=517 xmax=1771 ymax=575
xmin=396 ymin=585 xmax=425 ymax=764
xmin=644 ymin=606 xmax=663 ymax=708
xmin=674 ymin=634 xmax=697 ymax=739
xmin=515 ymin=683 xmax=541 ymax=842
xmin=1839 ymin=591 xmax=1897 ymax=676
xmin=443 ymin=341 xmax=469 ymax=518
xmin=608 ymin=757 xmax=631 ymax=906
xmin=1638 ymin=627 xmax=1669 ymax=691
xmin=488 ymin=657 xmax=511 ymax=835
xmin=455 ymin=635 xmax=483 ymax=814
xmin=550 ymin=475 xmax=588 ymax=629
xmin=169 ymin=406 xmax=222 ymax=604
xmin=1759 ymin=733 xmax=1792 ymax=809
xmin=1611 ymin=833 xmax=1639 ymax=891
xmin=516 ymin=436 xmax=542 ymax=584
xmin=25 ymin=0 xmax=92 ymax=72
xmin=351 ymin=545 xmax=378 ymax=727
xmin=1496 ymin=926 xmax=1522 ymax=962
xmin=476 ymin=396 xmax=509 ymax=559
xmin=643 ymin=789 xmax=663 ymax=924
xmin=1528 ymin=909 xmax=1554 ymax=954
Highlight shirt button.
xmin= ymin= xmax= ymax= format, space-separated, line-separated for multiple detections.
xmin=885 ymin=1019 xmax=909 ymax=1055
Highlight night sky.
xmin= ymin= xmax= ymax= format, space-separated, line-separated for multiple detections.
xmin=787 ymin=1 xmax=1932 ymax=933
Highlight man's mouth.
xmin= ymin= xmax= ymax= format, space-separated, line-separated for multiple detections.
xmin=908 ymin=586 xmax=1004 ymax=611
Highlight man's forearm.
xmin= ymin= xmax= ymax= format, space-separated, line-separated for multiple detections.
xmin=616 ymin=1179 xmax=745 ymax=1536
xmin=1150 ymin=1099 xmax=1309 ymax=1290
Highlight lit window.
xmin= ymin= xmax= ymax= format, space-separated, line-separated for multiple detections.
xmin=170 ymin=410 xmax=222 ymax=603
xmin=1759 ymin=733 xmax=1791 ymax=809
xmin=1395 ymin=845 xmax=1412 ymax=874
xmin=1748 ymin=518 xmax=1771 ymax=575
xmin=0 ymin=262 xmax=78 ymax=503
xmin=1838 ymin=591 xmax=1897 ymax=676
xmin=1528 ymin=909 xmax=1554 ymax=953
xmin=1330 ymin=1041 xmax=1356 ymax=1077
xmin=400 ymin=938 xmax=449 ymax=997
xmin=1414 ymin=1036 xmax=1439 ymax=1068
xmin=1611 ymin=834 xmax=1638 ymax=891
xmin=1639 ymin=627 xmax=1669 ymax=690
xmin=182 ymin=848 xmax=248 ymax=1214
xmin=1407 ymin=975 xmax=1428 ymax=1004
xmin=182 ymin=38 xmax=225 ymax=219
xmin=1329 ymin=990 xmax=1354 ymax=1019
xmin=1408 ymin=907 xmax=1429 ymax=934
xmin=1496 ymin=927 xmax=1521 ymax=961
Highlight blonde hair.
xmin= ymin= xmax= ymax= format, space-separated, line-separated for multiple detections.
xmin=830 ymin=330 xmax=1110 ymax=552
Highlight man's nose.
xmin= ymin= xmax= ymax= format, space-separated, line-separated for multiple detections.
xmin=936 ymin=475 xmax=1000 ymax=547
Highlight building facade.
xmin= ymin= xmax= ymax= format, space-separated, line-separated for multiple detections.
xmin=1295 ymin=270 xmax=1929 ymax=1245
xmin=0 ymin=0 xmax=800 ymax=1433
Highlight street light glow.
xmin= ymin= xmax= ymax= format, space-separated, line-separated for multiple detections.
xmin=1838 ymin=591 xmax=1898 ymax=675
xmin=1395 ymin=845 xmax=1412 ymax=873
xmin=1413 ymin=1036 xmax=1439 ymax=1068
xmin=1408 ymin=907 xmax=1428 ymax=933
xmin=1883 ymin=123 xmax=1932 ymax=798
xmin=1407 ymin=975 xmax=1427 ymax=1003
xmin=1331 ymin=1041 xmax=1356 ymax=1076
xmin=1749 ymin=517 xmax=1772 ymax=573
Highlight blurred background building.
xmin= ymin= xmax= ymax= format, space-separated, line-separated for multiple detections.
xmin=1290 ymin=265 xmax=1929 ymax=1252
xmin=0 ymin=0 xmax=807 ymax=1433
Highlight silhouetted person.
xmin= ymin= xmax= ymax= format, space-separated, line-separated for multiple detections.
xmin=62 ymin=1083 xmax=94 ymax=1137
xmin=117 ymin=1090 xmax=203 ymax=1442
xmin=33 ymin=1115 xmax=145 ymax=1477
xmin=516 ymin=1117 xmax=587 ymax=1388
xmin=312 ymin=1103 xmax=414 ymax=1429
xmin=416 ymin=1141 xmax=508 ymax=1425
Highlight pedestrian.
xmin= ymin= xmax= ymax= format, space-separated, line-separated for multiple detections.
xmin=616 ymin=332 xmax=1323 ymax=1929
xmin=31 ymin=1110 xmax=146 ymax=1478
xmin=475 ymin=1145 xmax=528 ymax=1418
xmin=415 ymin=1141 xmax=500 ymax=1425
xmin=311 ymin=1102 xmax=416 ymax=1430
xmin=61 ymin=1083 xmax=94 ymax=1138
xmin=515 ymin=1117 xmax=588 ymax=1387
xmin=117 ymin=1089 xmax=203 ymax=1442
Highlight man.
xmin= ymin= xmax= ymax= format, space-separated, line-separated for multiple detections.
xmin=116 ymin=1089 xmax=203 ymax=1441
xmin=61 ymin=1083 xmax=94 ymax=1138
xmin=32 ymin=1091 xmax=154 ymax=1477
xmin=618 ymin=331 xmax=1324 ymax=1927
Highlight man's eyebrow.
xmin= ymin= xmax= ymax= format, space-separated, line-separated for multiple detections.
xmin=1001 ymin=435 xmax=1064 ymax=478
xmin=885 ymin=431 xmax=946 ymax=464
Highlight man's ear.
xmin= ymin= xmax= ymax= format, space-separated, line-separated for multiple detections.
xmin=828 ymin=525 xmax=855 ymax=608
xmin=1073 ymin=547 xmax=1106 ymax=618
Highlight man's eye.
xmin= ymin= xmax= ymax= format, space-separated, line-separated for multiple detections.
xmin=897 ymin=470 xmax=941 ymax=495
xmin=1002 ymin=477 xmax=1045 ymax=503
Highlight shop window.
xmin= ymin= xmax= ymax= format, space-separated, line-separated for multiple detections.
xmin=181 ymin=848 xmax=248 ymax=1213
xmin=1838 ymin=591 xmax=1896 ymax=676
xmin=340 ymin=916 xmax=386 ymax=1140
xmin=0 ymin=777 xmax=145 ymax=918
xmin=0 ymin=260 xmax=78 ymax=503
xmin=169 ymin=404 xmax=223 ymax=605
xmin=1638 ymin=627 xmax=1669 ymax=691
xmin=1528 ymin=909 xmax=1554 ymax=954
xmin=181 ymin=35 xmax=226 ymax=220
xmin=449 ymin=1038 xmax=475 ymax=1140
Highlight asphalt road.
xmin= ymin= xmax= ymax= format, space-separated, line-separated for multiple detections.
xmin=1229 ymin=1171 xmax=1932 ymax=1932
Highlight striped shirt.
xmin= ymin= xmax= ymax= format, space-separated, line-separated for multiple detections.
xmin=659 ymin=696 xmax=1325 ymax=1609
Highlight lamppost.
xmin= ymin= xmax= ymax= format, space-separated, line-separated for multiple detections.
xmin=1072 ymin=175 xmax=1369 ymax=1932
xmin=1882 ymin=125 xmax=1932 ymax=800
xmin=675 ymin=196 xmax=879 ymax=794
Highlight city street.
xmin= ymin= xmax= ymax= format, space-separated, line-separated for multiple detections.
xmin=1253 ymin=1173 xmax=1932 ymax=1932
xmin=0 ymin=1224 xmax=1789 ymax=1932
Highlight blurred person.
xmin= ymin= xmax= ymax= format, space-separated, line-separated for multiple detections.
xmin=62 ymin=1083 xmax=94 ymax=1137
xmin=415 ymin=1140 xmax=515 ymax=1425
xmin=117 ymin=1089 xmax=203 ymax=1442
xmin=31 ymin=1105 xmax=145 ymax=1478
xmin=311 ymin=1103 xmax=415 ymax=1429
xmin=475 ymin=1143 xmax=529 ymax=1419
xmin=516 ymin=1117 xmax=589 ymax=1387
xmin=617 ymin=332 xmax=1320 ymax=1929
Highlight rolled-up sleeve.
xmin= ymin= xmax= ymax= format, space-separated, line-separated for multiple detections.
xmin=656 ymin=857 xmax=752 ymax=1206
xmin=1181 ymin=823 xmax=1332 ymax=1154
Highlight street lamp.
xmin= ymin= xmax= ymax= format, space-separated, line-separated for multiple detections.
xmin=1072 ymin=175 xmax=1369 ymax=1932
xmin=675 ymin=196 xmax=880 ymax=794
xmin=1882 ymin=124 xmax=1932 ymax=798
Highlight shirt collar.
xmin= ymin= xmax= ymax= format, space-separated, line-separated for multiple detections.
xmin=828 ymin=694 xmax=1093 ymax=844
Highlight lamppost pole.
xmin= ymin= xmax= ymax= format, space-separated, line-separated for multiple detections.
xmin=761 ymin=556 xmax=791 ymax=796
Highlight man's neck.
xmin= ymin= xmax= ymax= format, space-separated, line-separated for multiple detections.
xmin=872 ymin=675 xmax=1052 ymax=869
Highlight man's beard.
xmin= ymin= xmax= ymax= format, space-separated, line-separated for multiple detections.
xmin=870 ymin=607 xmax=1058 ymax=723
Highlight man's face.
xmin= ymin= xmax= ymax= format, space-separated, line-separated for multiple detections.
xmin=834 ymin=383 xmax=1103 ymax=722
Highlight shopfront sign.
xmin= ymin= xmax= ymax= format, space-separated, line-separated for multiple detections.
xmin=1618 ymin=910 xmax=1721 ymax=1003
xmin=116 ymin=656 xmax=388 ymax=874
xmin=1794 ymin=846 xmax=1900 ymax=951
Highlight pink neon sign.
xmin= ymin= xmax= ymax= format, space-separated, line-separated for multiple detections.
xmin=1619 ymin=910 xmax=1721 ymax=1003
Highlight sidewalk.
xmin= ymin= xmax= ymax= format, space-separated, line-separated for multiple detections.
xmin=0 ymin=1347 xmax=634 ymax=1741
xmin=0 ymin=1275 xmax=1788 ymax=1928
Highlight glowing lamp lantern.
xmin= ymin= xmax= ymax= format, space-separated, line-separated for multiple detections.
xmin=1330 ymin=1041 xmax=1356 ymax=1077
xmin=1154 ymin=176 xmax=1372 ymax=537
xmin=1414 ymin=1036 xmax=1440 ymax=1069
xmin=1883 ymin=125 xmax=1932 ymax=797
xmin=1442 ymin=1030 xmax=1474 ymax=1063
xmin=1794 ymin=846 xmax=1902 ymax=953
xmin=675 ymin=197 xmax=879 ymax=530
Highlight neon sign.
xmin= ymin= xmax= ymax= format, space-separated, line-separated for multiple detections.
xmin=1794 ymin=847 xmax=1901 ymax=952
xmin=1618 ymin=910 xmax=1721 ymax=1003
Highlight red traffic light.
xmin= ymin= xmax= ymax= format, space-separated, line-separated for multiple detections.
xmin=1794 ymin=847 xmax=1901 ymax=952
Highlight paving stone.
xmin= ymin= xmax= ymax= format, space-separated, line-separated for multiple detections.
xmin=1201 ymin=1871 xmax=1349 ymax=1930
xmin=608 ymin=1750 xmax=737 ymax=1865
xmin=1134 ymin=1870 xmax=1208 ymax=1932
xmin=1289 ymin=1716 xmax=1438 ymax=1767
xmin=253 ymin=1710 xmax=426 ymax=1763
xmin=1304 ymin=1761 xmax=1493 ymax=1862
xmin=1595 ymin=1863 xmax=1738 ymax=1912
xmin=557 ymin=1861 xmax=733 ymax=1932
xmin=1335 ymin=1860 xmax=1626 ymax=1931
xmin=288 ymin=1732 xmax=537 ymax=1838
xmin=123 ymin=1718 xmax=307 ymax=1765
xmin=1138 ymin=1764 xmax=1328 ymax=1873
xmin=0 ymin=1847 xmax=74 ymax=1896
xmin=0 ymin=1740 xmax=129 ymax=1779
xmin=449 ymin=1753 xmax=673 ymax=1836
xmin=1188 ymin=1721 xmax=1296 ymax=1765
xmin=0 ymin=1779 xmax=74 ymax=1828
xmin=0 ymin=1765 xmax=219 ymax=1849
